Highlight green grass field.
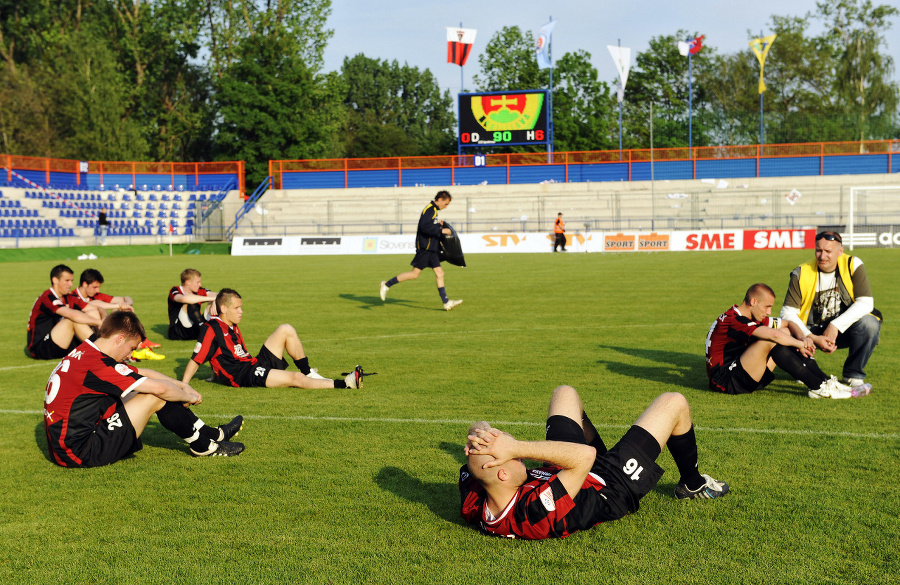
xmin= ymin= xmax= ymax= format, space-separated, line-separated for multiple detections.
xmin=1 ymin=248 xmax=896 ymax=584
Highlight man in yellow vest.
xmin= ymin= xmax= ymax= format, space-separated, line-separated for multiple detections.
xmin=780 ymin=231 xmax=881 ymax=388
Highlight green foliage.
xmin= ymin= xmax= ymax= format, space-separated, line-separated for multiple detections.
xmin=552 ymin=50 xmax=616 ymax=152
xmin=341 ymin=54 xmax=456 ymax=158
xmin=474 ymin=25 xmax=547 ymax=91
xmin=0 ymin=250 xmax=898 ymax=583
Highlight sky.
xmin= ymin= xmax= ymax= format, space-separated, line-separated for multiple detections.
xmin=321 ymin=0 xmax=900 ymax=95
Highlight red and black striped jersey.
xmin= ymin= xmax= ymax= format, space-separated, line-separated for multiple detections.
xmin=72 ymin=287 xmax=113 ymax=304
xmin=190 ymin=317 xmax=255 ymax=387
xmin=459 ymin=464 xmax=607 ymax=539
xmin=27 ymin=288 xmax=87 ymax=353
xmin=43 ymin=339 xmax=145 ymax=467
xmin=167 ymin=285 xmax=211 ymax=327
xmin=706 ymin=305 xmax=778 ymax=390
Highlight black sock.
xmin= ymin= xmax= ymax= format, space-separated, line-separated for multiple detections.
xmin=581 ymin=411 xmax=607 ymax=455
xmin=386 ymin=277 xmax=399 ymax=287
xmin=294 ymin=357 xmax=310 ymax=375
xmin=334 ymin=380 xmax=347 ymax=389
xmin=438 ymin=287 xmax=449 ymax=303
xmin=156 ymin=402 xmax=217 ymax=450
xmin=770 ymin=345 xmax=828 ymax=389
xmin=667 ymin=425 xmax=704 ymax=490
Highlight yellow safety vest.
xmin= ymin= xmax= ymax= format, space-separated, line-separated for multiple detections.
xmin=797 ymin=255 xmax=855 ymax=322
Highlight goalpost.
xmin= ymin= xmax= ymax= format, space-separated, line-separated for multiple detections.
xmin=847 ymin=185 xmax=900 ymax=251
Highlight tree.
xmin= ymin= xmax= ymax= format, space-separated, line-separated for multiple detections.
xmin=552 ymin=50 xmax=615 ymax=152
xmin=474 ymin=26 xmax=547 ymax=92
xmin=816 ymin=0 xmax=899 ymax=141
xmin=341 ymin=54 xmax=455 ymax=158
xmin=622 ymin=31 xmax=713 ymax=149
xmin=213 ymin=0 xmax=341 ymax=184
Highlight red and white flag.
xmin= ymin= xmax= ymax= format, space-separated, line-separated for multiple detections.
xmin=677 ymin=35 xmax=705 ymax=56
xmin=446 ymin=27 xmax=477 ymax=66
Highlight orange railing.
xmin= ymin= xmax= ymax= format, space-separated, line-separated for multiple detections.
xmin=2 ymin=155 xmax=245 ymax=196
xmin=270 ymin=138 xmax=900 ymax=188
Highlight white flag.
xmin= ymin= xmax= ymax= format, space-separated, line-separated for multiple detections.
xmin=606 ymin=45 xmax=632 ymax=103
xmin=536 ymin=20 xmax=557 ymax=69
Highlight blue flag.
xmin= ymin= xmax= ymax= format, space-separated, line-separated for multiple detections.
xmin=536 ymin=20 xmax=557 ymax=69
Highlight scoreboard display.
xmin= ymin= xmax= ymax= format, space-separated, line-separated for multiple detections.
xmin=458 ymin=90 xmax=550 ymax=148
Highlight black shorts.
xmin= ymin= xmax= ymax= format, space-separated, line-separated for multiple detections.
xmin=411 ymin=249 xmax=441 ymax=270
xmin=710 ymin=359 xmax=775 ymax=395
xmin=217 ymin=344 xmax=288 ymax=388
xmin=168 ymin=305 xmax=205 ymax=340
xmin=29 ymin=330 xmax=72 ymax=360
xmin=76 ymin=403 xmax=142 ymax=467
xmin=546 ymin=416 xmax=664 ymax=522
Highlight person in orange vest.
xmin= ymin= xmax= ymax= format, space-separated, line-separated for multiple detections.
xmin=553 ymin=213 xmax=566 ymax=252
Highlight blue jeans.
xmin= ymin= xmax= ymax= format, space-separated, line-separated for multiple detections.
xmin=811 ymin=313 xmax=881 ymax=380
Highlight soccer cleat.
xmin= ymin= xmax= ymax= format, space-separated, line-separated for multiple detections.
xmin=190 ymin=441 xmax=244 ymax=457
xmin=138 ymin=339 xmax=161 ymax=349
xmin=216 ymin=416 xmax=244 ymax=442
xmin=344 ymin=365 xmax=364 ymax=389
xmin=674 ymin=474 xmax=730 ymax=500
xmin=131 ymin=347 xmax=165 ymax=360
xmin=443 ymin=299 xmax=463 ymax=311
xmin=379 ymin=281 xmax=389 ymax=302
xmin=306 ymin=368 xmax=327 ymax=380
xmin=850 ymin=383 xmax=873 ymax=398
xmin=808 ymin=376 xmax=852 ymax=399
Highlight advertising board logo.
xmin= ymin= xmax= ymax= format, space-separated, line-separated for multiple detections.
xmin=685 ymin=232 xmax=736 ymax=250
xmin=243 ymin=238 xmax=283 ymax=246
xmin=605 ymin=233 xmax=635 ymax=251
xmin=744 ymin=229 xmax=814 ymax=249
xmin=300 ymin=237 xmax=341 ymax=246
xmin=482 ymin=234 xmax=526 ymax=247
xmin=363 ymin=237 xmax=378 ymax=252
xmin=471 ymin=94 xmax=544 ymax=131
xmin=638 ymin=233 xmax=670 ymax=251
xmin=544 ymin=233 xmax=592 ymax=246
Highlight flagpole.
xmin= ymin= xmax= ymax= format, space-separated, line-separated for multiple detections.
xmin=548 ymin=16 xmax=554 ymax=159
xmin=688 ymin=46 xmax=693 ymax=157
xmin=759 ymin=30 xmax=764 ymax=146
xmin=618 ymin=39 xmax=623 ymax=158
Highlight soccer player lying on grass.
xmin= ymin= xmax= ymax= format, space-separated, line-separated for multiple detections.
xmin=72 ymin=268 xmax=165 ymax=360
xmin=459 ymin=385 xmax=728 ymax=540
xmin=182 ymin=288 xmax=364 ymax=390
xmin=43 ymin=311 xmax=244 ymax=467
xmin=27 ymin=264 xmax=103 ymax=360
xmin=706 ymin=283 xmax=872 ymax=400
xmin=167 ymin=268 xmax=218 ymax=341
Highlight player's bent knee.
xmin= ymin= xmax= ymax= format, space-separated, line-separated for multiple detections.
xmin=658 ymin=391 xmax=689 ymax=412
xmin=552 ymin=385 xmax=578 ymax=400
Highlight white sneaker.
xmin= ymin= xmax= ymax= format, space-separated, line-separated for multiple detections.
xmin=443 ymin=299 xmax=463 ymax=311
xmin=344 ymin=365 xmax=363 ymax=390
xmin=379 ymin=281 xmax=388 ymax=301
xmin=306 ymin=368 xmax=327 ymax=380
xmin=842 ymin=377 xmax=865 ymax=387
xmin=808 ymin=376 xmax=852 ymax=399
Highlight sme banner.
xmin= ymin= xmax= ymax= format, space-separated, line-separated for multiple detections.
xmin=232 ymin=229 xmax=816 ymax=256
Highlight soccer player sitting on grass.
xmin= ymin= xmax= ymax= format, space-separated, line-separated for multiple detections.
xmin=460 ymin=385 xmax=728 ymax=540
xmin=706 ymin=283 xmax=871 ymax=399
xmin=27 ymin=264 xmax=103 ymax=360
xmin=43 ymin=311 xmax=244 ymax=467
xmin=167 ymin=268 xmax=218 ymax=341
xmin=182 ymin=288 xmax=364 ymax=390
xmin=72 ymin=268 xmax=165 ymax=360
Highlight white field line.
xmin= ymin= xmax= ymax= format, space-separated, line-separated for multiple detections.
xmin=3 ymin=410 xmax=896 ymax=441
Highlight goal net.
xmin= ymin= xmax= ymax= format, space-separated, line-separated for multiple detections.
xmin=845 ymin=185 xmax=900 ymax=251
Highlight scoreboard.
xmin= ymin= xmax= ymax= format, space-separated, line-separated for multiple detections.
xmin=458 ymin=90 xmax=550 ymax=148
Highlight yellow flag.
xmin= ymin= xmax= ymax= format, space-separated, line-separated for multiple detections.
xmin=749 ymin=34 xmax=777 ymax=94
